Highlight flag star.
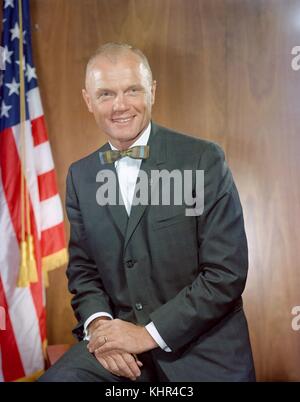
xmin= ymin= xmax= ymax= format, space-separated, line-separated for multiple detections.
xmin=10 ymin=24 xmax=26 ymax=43
xmin=1 ymin=101 xmax=12 ymax=118
xmin=10 ymin=23 xmax=20 ymax=40
xmin=2 ymin=46 xmax=13 ymax=65
xmin=26 ymin=64 xmax=37 ymax=82
xmin=5 ymin=77 xmax=20 ymax=96
xmin=4 ymin=0 xmax=14 ymax=8
xmin=10 ymin=23 xmax=26 ymax=42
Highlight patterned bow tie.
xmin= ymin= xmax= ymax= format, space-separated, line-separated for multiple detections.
xmin=99 ymin=145 xmax=150 ymax=164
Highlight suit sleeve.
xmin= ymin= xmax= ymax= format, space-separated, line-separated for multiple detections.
xmin=66 ymin=165 xmax=113 ymax=340
xmin=149 ymin=143 xmax=248 ymax=352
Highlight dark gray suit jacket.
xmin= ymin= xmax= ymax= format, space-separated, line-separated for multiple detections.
xmin=66 ymin=122 xmax=255 ymax=381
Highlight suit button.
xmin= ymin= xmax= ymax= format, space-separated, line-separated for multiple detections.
xmin=135 ymin=303 xmax=143 ymax=311
xmin=126 ymin=260 xmax=135 ymax=268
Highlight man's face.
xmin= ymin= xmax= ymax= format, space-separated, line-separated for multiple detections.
xmin=82 ymin=53 xmax=156 ymax=149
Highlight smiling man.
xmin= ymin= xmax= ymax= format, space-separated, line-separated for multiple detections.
xmin=39 ymin=43 xmax=255 ymax=382
xmin=82 ymin=45 xmax=156 ymax=151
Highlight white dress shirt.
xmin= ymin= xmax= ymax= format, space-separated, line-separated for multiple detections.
xmin=84 ymin=122 xmax=171 ymax=352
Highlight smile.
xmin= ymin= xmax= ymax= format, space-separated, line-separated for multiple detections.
xmin=112 ymin=116 xmax=135 ymax=124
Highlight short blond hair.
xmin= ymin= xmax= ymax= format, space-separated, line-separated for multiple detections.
xmin=86 ymin=42 xmax=153 ymax=85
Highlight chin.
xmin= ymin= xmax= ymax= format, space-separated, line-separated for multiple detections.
xmin=113 ymin=129 xmax=141 ymax=141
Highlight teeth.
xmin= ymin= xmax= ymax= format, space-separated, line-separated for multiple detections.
xmin=113 ymin=117 xmax=132 ymax=123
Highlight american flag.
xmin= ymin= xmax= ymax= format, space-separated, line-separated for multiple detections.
xmin=0 ymin=0 xmax=67 ymax=381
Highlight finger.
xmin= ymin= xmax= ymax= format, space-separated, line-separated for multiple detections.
xmin=95 ymin=340 xmax=121 ymax=354
xmin=96 ymin=353 xmax=123 ymax=378
xmin=97 ymin=356 xmax=109 ymax=370
xmin=105 ymin=355 xmax=121 ymax=377
xmin=96 ymin=354 xmax=119 ymax=378
xmin=122 ymin=353 xmax=142 ymax=378
xmin=133 ymin=354 xmax=143 ymax=367
xmin=113 ymin=353 xmax=138 ymax=380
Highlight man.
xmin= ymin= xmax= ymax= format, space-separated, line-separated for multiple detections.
xmin=40 ymin=43 xmax=255 ymax=382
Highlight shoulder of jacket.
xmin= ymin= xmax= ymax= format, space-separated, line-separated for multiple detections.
xmin=68 ymin=144 xmax=107 ymax=173
xmin=153 ymin=123 xmax=224 ymax=157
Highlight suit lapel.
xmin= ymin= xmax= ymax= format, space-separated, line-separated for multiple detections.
xmin=97 ymin=123 xmax=166 ymax=246
xmin=124 ymin=123 xmax=166 ymax=250
xmin=97 ymin=143 xmax=128 ymax=237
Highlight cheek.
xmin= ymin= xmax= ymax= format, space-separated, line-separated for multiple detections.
xmin=132 ymin=98 xmax=151 ymax=113
xmin=92 ymin=104 xmax=110 ymax=119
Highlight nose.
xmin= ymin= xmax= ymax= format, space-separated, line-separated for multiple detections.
xmin=112 ymin=92 xmax=129 ymax=112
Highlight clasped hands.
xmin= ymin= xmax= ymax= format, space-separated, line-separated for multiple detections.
xmin=87 ymin=318 xmax=157 ymax=381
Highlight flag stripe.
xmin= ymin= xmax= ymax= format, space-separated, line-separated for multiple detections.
xmin=0 ymin=170 xmax=43 ymax=379
xmin=40 ymin=194 xmax=64 ymax=231
xmin=0 ymin=349 xmax=3 ymax=382
xmin=37 ymin=169 xmax=58 ymax=201
xmin=0 ymin=127 xmax=22 ymax=243
xmin=0 ymin=276 xmax=25 ymax=382
xmin=41 ymin=222 xmax=67 ymax=257
xmin=28 ymin=205 xmax=47 ymax=347
xmin=27 ymin=87 xmax=43 ymax=120
xmin=0 ymin=0 xmax=67 ymax=381
xmin=0 ymin=126 xmax=45 ymax=375
xmin=34 ymin=142 xmax=55 ymax=176
xmin=31 ymin=115 xmax=48 ymax=146
xmin=12 ymin=121 xmax=42 ymax=237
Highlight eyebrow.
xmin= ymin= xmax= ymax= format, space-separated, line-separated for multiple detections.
xmin=96 ymin=88 xmax=114 ymax=93
xmin=126 ymin=84 xmax=143 ymax=90
xmin=96 ymin=84 xmax=144 ymax=94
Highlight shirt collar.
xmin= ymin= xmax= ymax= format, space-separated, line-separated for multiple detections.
xmin=109 ymin=122 xmax=151 ymax=151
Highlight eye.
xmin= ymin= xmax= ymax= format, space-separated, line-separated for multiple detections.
xmin=127 ymin=86 xmax=141 ymax=95
xmin=98 ymin=91 xmax=113 ymax=99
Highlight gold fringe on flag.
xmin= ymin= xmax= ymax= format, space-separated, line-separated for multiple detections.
xmin=18 ymin=237 xmax=38 ymax=287
xmin=14 ymin=369 xmax=45 ymax=382
xmin=18 ymin=240 xmax=29 ymax=287
xmin=27 ymin=234 xmax=38 ymax=282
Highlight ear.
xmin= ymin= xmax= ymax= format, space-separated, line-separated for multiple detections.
xmin=151 ymin=80 xmax=157 ymax=105
xmin=82 ymin=89 xmax=93 ymax=113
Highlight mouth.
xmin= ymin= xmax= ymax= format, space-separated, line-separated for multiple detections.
xmin=111 ymin=116 xmax=135 ymax=125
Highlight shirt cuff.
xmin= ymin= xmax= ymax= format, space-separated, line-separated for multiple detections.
xmin=145 ymin=321 xmax=172 ymax=352
xmin=83 ymin=312 xmax=113 ymax=341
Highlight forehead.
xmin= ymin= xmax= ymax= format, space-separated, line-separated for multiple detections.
xmin=86 ymin=54 xmax=148 ymax=89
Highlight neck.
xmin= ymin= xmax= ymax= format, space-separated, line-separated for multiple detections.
xmin=110 ymin=137 xmax=140 ymax=151
xmin=109 ymin=123 xmax=150 ymax=150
